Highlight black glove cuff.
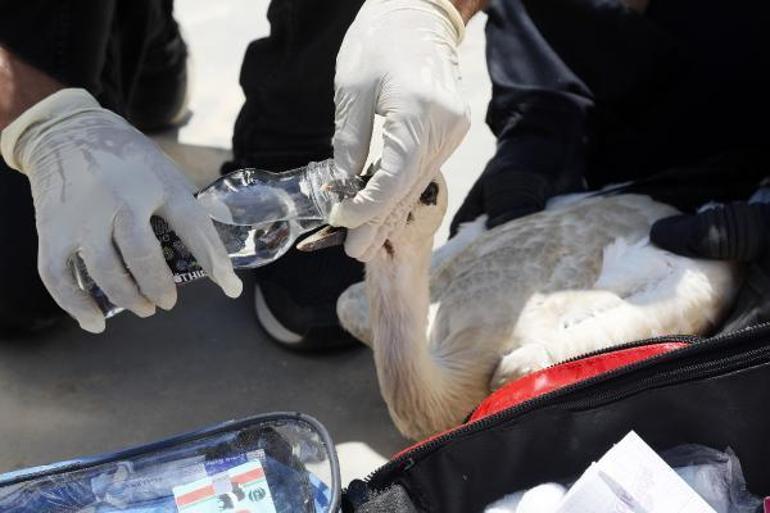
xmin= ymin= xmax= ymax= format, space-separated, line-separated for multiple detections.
xmin=483 ymin=171 xmax=549 ymax=211
xmin=651 ymin=203 xmax=770 ymax=261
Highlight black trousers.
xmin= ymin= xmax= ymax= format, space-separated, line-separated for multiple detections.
xmin=452 ymin=0 xmax=769 ymax=230
xmin=1 ymin=0 xmax=766 ymax=328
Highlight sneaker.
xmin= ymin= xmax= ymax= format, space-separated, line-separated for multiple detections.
xmin=253 ymin=243 xmax=364 ymax=351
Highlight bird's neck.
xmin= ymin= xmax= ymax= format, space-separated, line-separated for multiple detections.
xmin=366 ymin=237 xmax=453 ymax=440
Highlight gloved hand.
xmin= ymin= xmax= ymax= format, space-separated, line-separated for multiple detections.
xmin=329 ymin=0 xmax=471 ymax=262
xmin=1 ymin=89 xmax=242 ymax=333
xmin=650 ymin=202 xmax=770 ymax=263
xmin=450 ymin=91 xmax=590 ymax=236
xmin=450 ymin=164 xmax=551 ymax=236
xmin=651 ymin=201 xmax=770 ymax=333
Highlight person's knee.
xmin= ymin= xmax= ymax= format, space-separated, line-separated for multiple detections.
xmin=0 ymin=260 xmax=63 ymax=334
xmin=0 ymin=166 xmax=63 ymax=335
xmin=0 ymin=236 xmax=63 ymax=334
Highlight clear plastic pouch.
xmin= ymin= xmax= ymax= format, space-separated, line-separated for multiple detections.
xmin=0 ymin=413 xmax=340 ymax=513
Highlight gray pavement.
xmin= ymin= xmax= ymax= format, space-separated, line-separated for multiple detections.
xmin=0 ymin=272 xmax=404 ymax=482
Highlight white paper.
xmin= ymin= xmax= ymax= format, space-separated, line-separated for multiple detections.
xmin=556 ymin=431 xmax=716 ymax=513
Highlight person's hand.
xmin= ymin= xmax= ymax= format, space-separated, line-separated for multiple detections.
xmin=450 ymin=166 xmax=551 ymax=235
xmin=1 ymin=89 xmax=242 ymax=333
xmin=329 ymin=0 xmax=471 ymax=262
xmin=650 ymin=202 xmax=770 ymax=263
xmin=651 ymin=200 xmax=770 ymax=332
xmin=449 ymin=94 xmax=590 ymax=236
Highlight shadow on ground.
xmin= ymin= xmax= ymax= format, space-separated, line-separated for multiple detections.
xmin=0 ymin=273 xmax=405 ymax=477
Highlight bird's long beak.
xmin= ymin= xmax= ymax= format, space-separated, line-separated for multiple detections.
xmin=296 ymin=225 xmax=346 ymax=252
xmin=298 ymin=167 xmax=376 ymax=252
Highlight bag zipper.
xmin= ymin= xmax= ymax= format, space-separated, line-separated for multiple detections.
xmin=452 ymin=334 xmax=699 ymax=427
xmin=542 ymin=333 xmax=701 ymax=370
xmin=364 ymin=323 xmax=770 ymax=490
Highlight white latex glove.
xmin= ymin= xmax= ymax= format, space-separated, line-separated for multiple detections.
xmin=1 ymin=89 xmax=242 ymax=333
xmin=330 ymin=0 xmax=471 ymax=261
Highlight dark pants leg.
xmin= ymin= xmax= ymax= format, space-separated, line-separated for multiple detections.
xmin=513 ymin=0 xmax=769 ymax=199
xmin=227 ymin=0 xmax=365 ymax=344
xmin=0 ymin=0 xmax=183 ymax=332
xmin=452 ymin=0 xmax=679 ymax=232
xmin=0 ymin=171 xmax=61 ymax=332
xmin=227 ymin=0 xmax=365 ymax=173
xmin=493 ymin=0 xmax=769 ymax=185
xmin=454 ymin=0 xmax=769 ymax=233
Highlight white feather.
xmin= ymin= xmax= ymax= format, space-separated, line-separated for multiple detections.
xmin=432 ymin=214 xmax=487 ymax=270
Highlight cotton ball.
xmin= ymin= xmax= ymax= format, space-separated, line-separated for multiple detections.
xmin=484 ymin=483 xmax=568 ymax=513
xmin=516 ymin=483 xmax=567 ymax=513
xmin=485 ymin=491 xmax=524 ymax=512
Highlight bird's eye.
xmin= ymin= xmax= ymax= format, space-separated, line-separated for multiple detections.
xmin=420 ymin=182 xmax=439 ymax=206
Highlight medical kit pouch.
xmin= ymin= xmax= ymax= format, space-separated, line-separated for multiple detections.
xmin=0 ymin=412 xmax=341 ymax=513
xmin=342 ymin=323 xmax=770 ymax=512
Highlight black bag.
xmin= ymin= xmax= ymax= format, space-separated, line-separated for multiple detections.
xmin=344 ymin=324 xmax=770 ymax=513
